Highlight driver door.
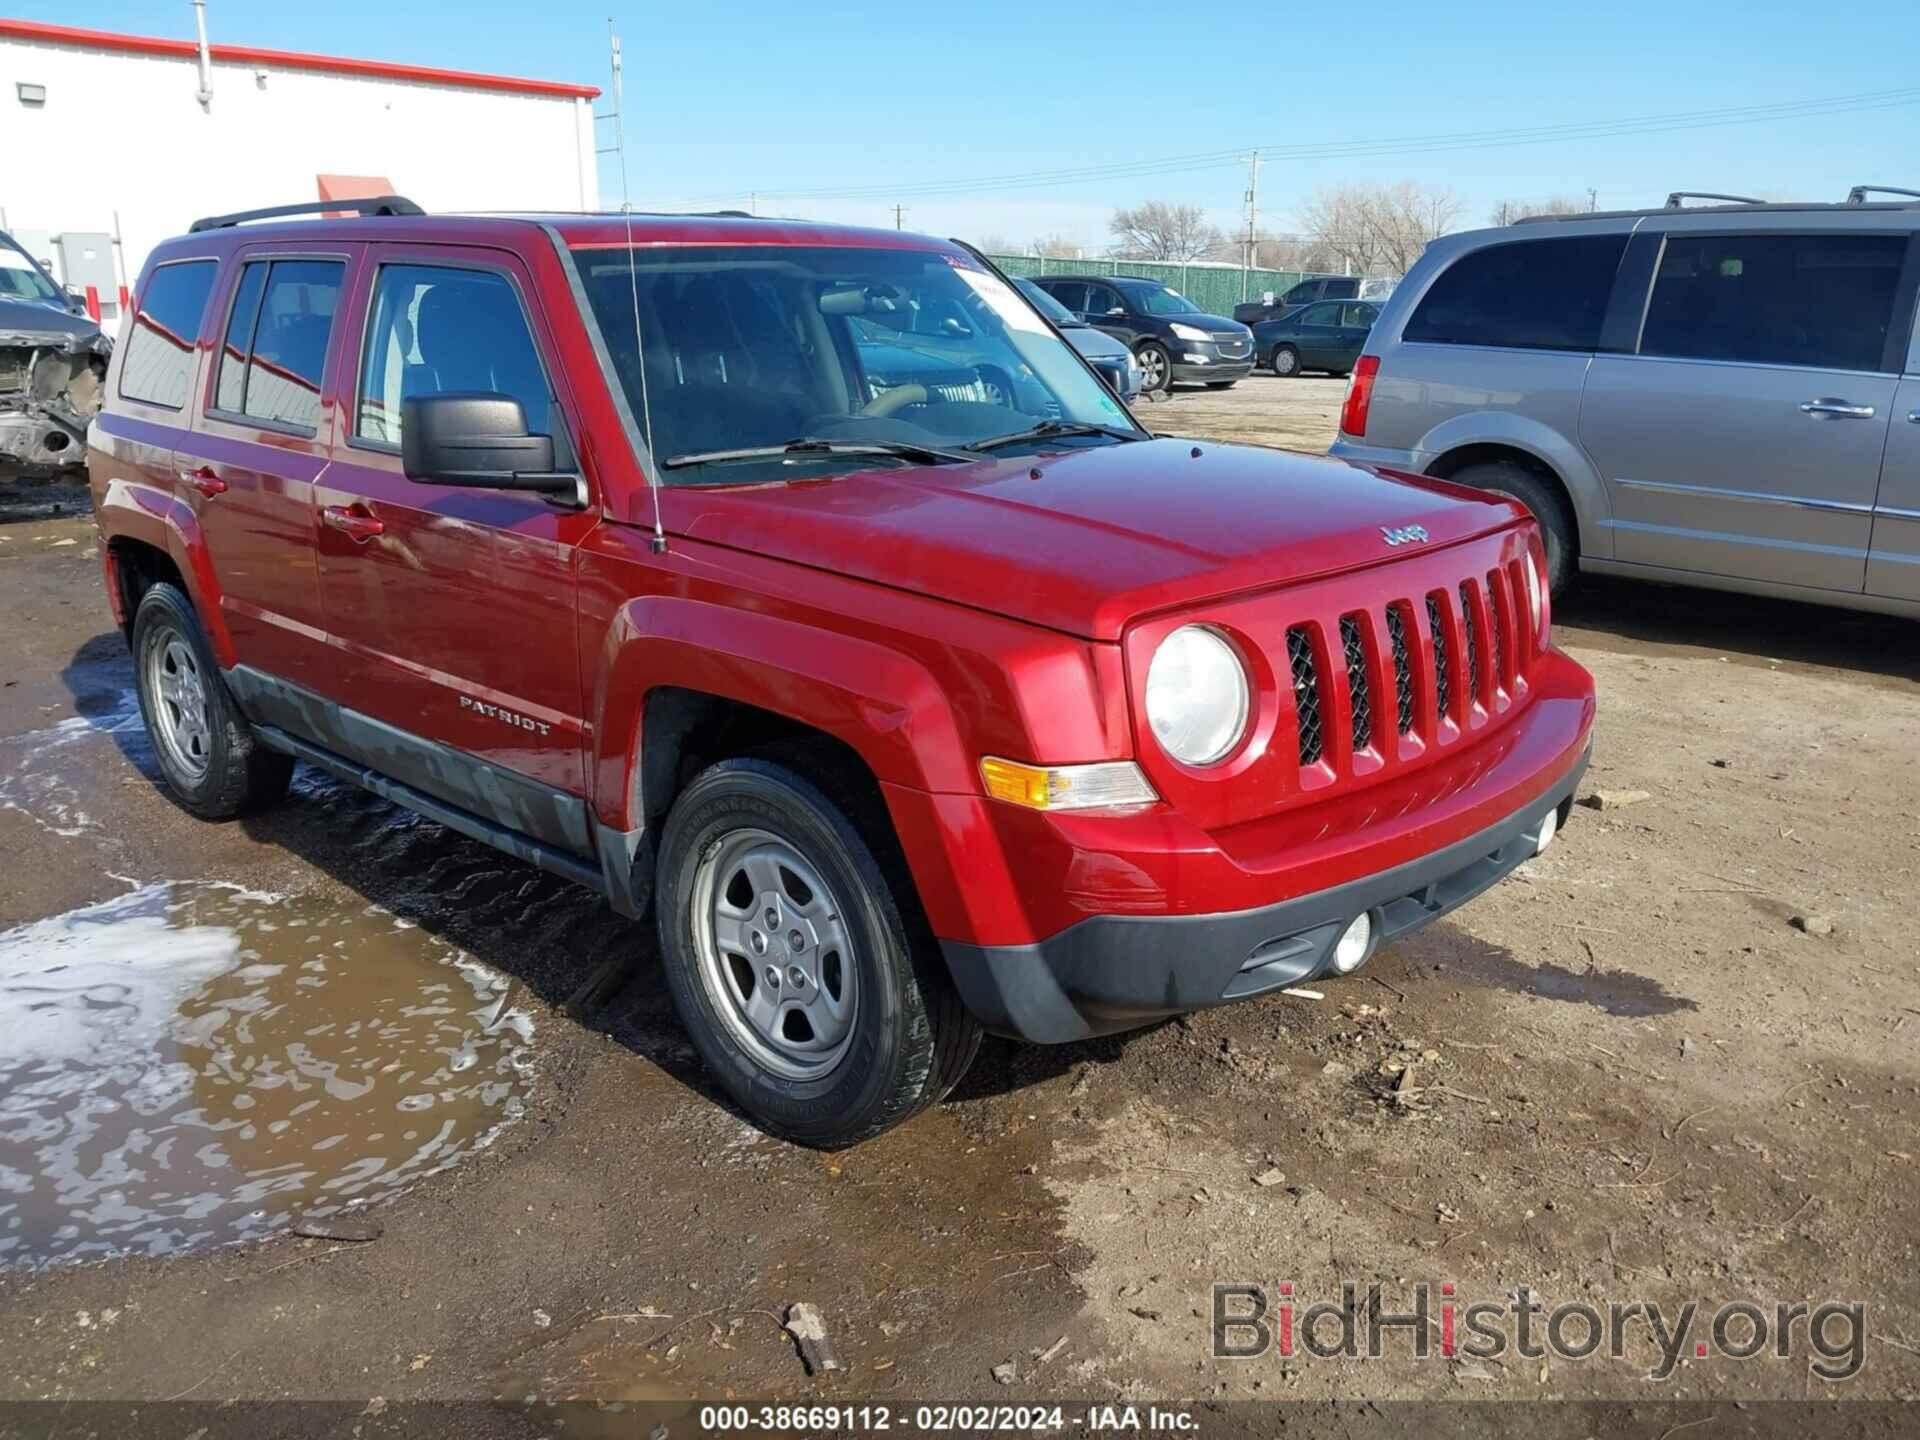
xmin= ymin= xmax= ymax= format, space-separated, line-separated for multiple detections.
xmin=1080 ymin=283 xmax=1137 ymax=345
xmin=311 ymin=243 xmax=599 ymax=836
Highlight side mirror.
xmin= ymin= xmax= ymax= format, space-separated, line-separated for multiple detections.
xmin=1107 ymin=306 xmax=1126 ymax=317
xmin=400 ymin=393 xmax=581 ymax=501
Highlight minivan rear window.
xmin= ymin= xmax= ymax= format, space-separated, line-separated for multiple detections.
xmin=119 ymin=260 xmax=217 ymax=409
xmin=1405 ymin=236 xmax=1627 ymax=353
xmin=1640 ymin=232 xmax=1906 ymax=373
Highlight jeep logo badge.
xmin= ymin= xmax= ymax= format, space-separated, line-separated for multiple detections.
xmin=1381 ymin=524 xmax=1430 ymax=547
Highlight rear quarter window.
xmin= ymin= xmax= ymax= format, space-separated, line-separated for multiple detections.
xmin=1405 ymin=235 xmax=1627 ymax=352
xmin=119 ymin=260 xmax=218 ymax=409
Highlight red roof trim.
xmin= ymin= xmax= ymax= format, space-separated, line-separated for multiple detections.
xmin=0 ymin=19 xmax=600 ymax=100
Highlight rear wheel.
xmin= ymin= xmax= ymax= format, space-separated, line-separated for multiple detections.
xmin=131 ymin=582 xmax=292 ymax=818
xmin=656 ymin=758 xmax=981 ymax=1147
xmin=1270 ymin=345 xmax=1300 ymax=377
xmin=1135 ymin=342 xmax=1172 ymax=393
xmin=1448 ymin=460 xmax=1578 ymax=596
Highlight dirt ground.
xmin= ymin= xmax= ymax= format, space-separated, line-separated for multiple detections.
xmin=1 ymin=382 xmax=1917 ymax=1431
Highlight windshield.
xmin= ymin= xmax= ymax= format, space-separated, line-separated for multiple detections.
xmin=1129 ymin=284 xmax=1201 ymax=316
xmin=571 ymin=244 xmax=1137 ymax=482
xmin=0 ymin=238 xmax=66 ymax=307
xmin=1013 ymin=277 xmax=1079 ymax=327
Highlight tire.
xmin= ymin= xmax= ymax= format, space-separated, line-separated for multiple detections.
xmin=1448 ymin=461 xmax=1577 ymax=596
xmin=131 ymin=582 xmax=293 ymax=819
xmin=1135 ymin=342 xmax=1172 ymax=394
xmin=1206 ymin=380 xmax=1238 ymax=391
xmin=1270 ymin=345 xmax=1300 ymax=378
xmin=656 ymin=757 xmax=982 ymax=1147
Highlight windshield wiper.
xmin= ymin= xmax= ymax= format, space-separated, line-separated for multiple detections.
xmin=662 ymin=437 xmax=975 ymax=470
xmin=962 ymin=419 xmax=1143 ymax=453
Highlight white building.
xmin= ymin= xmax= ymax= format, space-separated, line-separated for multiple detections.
xmin=1 ymin=17 xmax=600 ymax=318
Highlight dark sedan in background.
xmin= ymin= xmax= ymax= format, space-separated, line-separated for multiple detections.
xmin=1028 ymin=274 xmax=1253 ymax=391
xmin=1255 ymin=299 xmax=1380 ymax=377
xmin=1013 ymin=277 xmax=1141 ymax=399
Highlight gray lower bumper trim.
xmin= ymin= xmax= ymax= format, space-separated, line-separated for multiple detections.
xmin=941 ymin=745 xmax=1589 ymax=1043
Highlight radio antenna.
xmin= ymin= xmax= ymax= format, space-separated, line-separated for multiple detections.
xmin=606 ymin=20 xmax=666 ymax=553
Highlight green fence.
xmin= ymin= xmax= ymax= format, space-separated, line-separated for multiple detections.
xmin=988 ymin=255 xmax=1313 ymax=316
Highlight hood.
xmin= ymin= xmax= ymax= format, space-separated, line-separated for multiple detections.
xmin=0 ymin=297 xmax=108 ymax=353
xmin=1171 ymin=311 xmax=1250 ymax=336
xmin=664 ymin=438 xmax=1524 ymax=640
xmin=1064 ymin=327 xmax=1130 ymax=361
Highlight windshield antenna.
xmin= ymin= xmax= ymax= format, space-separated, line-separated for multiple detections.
xmin=607 ymin=19 xmax=667 ymax=554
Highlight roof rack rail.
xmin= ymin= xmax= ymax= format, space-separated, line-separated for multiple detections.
xmin=188 ymin=195 xmax=425 ymax=233
xmin=1847 ymin=185 xmax=1920 ymax=205
xmin=1664 ymin=191 xmax=1765 ymax=209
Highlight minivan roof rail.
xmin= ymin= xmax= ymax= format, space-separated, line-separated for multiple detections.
xmin=188 ymin=196 xmax=426 ymax=233
xmin=1664 ymin=191 xmax=1765 ymax=209
xmin=1847 ymin=185 xmax=1920 ymax=205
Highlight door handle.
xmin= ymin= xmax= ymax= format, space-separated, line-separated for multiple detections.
xmin=180 ymin=465 xmax=227 ymax=498
xmin=1908 ymin=410 xmax=1920 ymax=425
xmin=320 ymin=504 xmax=385 ymax=542
xmin=1799 ymin=399 xmax=1876 ymax=420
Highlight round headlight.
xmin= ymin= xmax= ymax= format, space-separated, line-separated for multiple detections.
xmin=1145 ymin=625 xmax=1250 ymax=766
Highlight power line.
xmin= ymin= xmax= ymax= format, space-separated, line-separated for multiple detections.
xmin=669 ymin=87 xmax=1920 ymax=208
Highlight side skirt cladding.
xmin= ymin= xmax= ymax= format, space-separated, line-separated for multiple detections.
xmin=226 ymin=666 xmax=651 ymax=916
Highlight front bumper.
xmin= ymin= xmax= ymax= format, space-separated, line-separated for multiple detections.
xmin=942 ymin=741 xmax=1588 ymax=1042
xmin=1170 ymin=352 xmax=1254 ymax=384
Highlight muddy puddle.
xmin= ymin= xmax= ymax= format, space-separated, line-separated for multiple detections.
xmin=0 ymin=881 xmax=535 ymax=1269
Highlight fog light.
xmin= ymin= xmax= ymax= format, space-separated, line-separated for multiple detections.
xmin=1332 ymin=913 xmax=1372 ymax=974
xmin=1534 ymin=805 xmax=1558 ymax=856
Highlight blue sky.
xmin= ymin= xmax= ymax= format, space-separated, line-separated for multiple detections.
xmin=32 ymin=1 xmax=1920 ymax=249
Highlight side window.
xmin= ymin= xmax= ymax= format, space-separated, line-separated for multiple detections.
xmin=1300 ymin=302 xmax=1341 ymax=326
xmin=1342 ymin=303 xmax=1376 ymax=328
xmin=1085 ymin=284 xmax=1122 ymax=315
xmin=119 ymin=261 xmax=217 ymax=409
xmin=213 ymin=262 xmax=267 ymax=414
xmin=1405 ymin=235 xmax=1627 ymax=352
xmin=1038 ymin=280 xmax=1084 ymax=313
xmin=355 ymin=264 xmax=560 ymax=454
xmin=1640 ymin=232 xmax=1906 ymax=373
xmin=207 ymin=259 xmax=343 ymax=432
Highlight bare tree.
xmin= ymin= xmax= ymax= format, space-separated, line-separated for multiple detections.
xmin=1300 ymin=181 xmax=1465 ymax=278
xmin=1488 ymin=195 xmax=1589 ymax=226
xmin=1029 ymin=233 xmax=1084 ymax=260
xmin=1108 ymin=201 xmax=1223 ymax=262
xmin=970 ymin=232 xmax=1016 ymax=256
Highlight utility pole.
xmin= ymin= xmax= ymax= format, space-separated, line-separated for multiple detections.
xmin=1243 ymin=149 xmax=1261 ymax=297
xmin=1587 ymin=187 xmax=1598 ymax=212
xmin=893 ymin=204 xmax=906 ymax=230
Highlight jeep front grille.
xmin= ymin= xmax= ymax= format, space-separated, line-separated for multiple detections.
xmin=1339 ymin=614 xmax=1372 ymax=752
xmin=1427 ymin=593 xmax=1452 ymax=722
xmin=1287 ymin=626 xmax=1324 ymax=766
xmin=1485 ymin=570 xmax=1507 ymax=690
xmin=1385 ymin=603 xmax=1416 ymax=735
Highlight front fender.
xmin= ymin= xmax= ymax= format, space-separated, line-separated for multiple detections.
xmin=1416 ymin=411 xmax=1615 ymax=562
xmin=588 ymin=596 xmax=971 ymax=834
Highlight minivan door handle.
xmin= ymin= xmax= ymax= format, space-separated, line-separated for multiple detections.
xmin=1800 ymin=399 xmax=1876 ymax=420
xmin=320 ymin=504 xmax=385 ymax=542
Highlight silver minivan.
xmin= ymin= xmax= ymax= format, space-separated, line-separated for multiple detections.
xmin=1330 ymin=191 xmax=1920 ymax=617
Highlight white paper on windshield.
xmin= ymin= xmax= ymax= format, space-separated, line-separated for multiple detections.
xmin=952 ymin=267 xmax=1049 ymax=335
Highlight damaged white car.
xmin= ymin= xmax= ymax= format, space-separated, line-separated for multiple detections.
xmin=1 ymin=231 xmax=109 ymax=480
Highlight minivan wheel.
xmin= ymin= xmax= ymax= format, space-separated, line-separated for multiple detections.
xmin=656 ymin=758 xmax=983 ymax=1147
xmin=1135 ymin=342 xmax=1172 ymax=393
xmin=1449 ymin=461 xmax=1577 ymax=596
xmin=1270 ymin=345 xmax=1300 ymax=377
xmin=131 ymin=582 xmax=293 ymax=818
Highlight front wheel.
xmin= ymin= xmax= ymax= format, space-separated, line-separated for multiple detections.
xmin=1135 ymin=342 xmax=1172 ymax=393
xmin=656 ymin=758 xmax=982 ymax=1147
xmin=1270 ymin=345 xmax=1300 ymax=377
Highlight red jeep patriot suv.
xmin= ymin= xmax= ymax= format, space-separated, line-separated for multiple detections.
xmin=88 ymin=198 xmax=1595 ymax=1146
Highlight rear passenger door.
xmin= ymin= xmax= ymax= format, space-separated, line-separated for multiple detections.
xmin=1291 ymin=303 xmax=1344 ymax=369
xmin=191 ymin=249 xmax=350 ymax=691
xmin=1579 ymin=228 xmax=1910 ymax=593
xmin=1868 ymin=279 xmax=1920 ymax=602
xmin=310 ymin=245 xmax=598 ymax=837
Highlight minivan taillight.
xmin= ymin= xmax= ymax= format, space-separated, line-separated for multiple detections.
xmin=1340 ymin=355 xmax=1380 ymax=437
